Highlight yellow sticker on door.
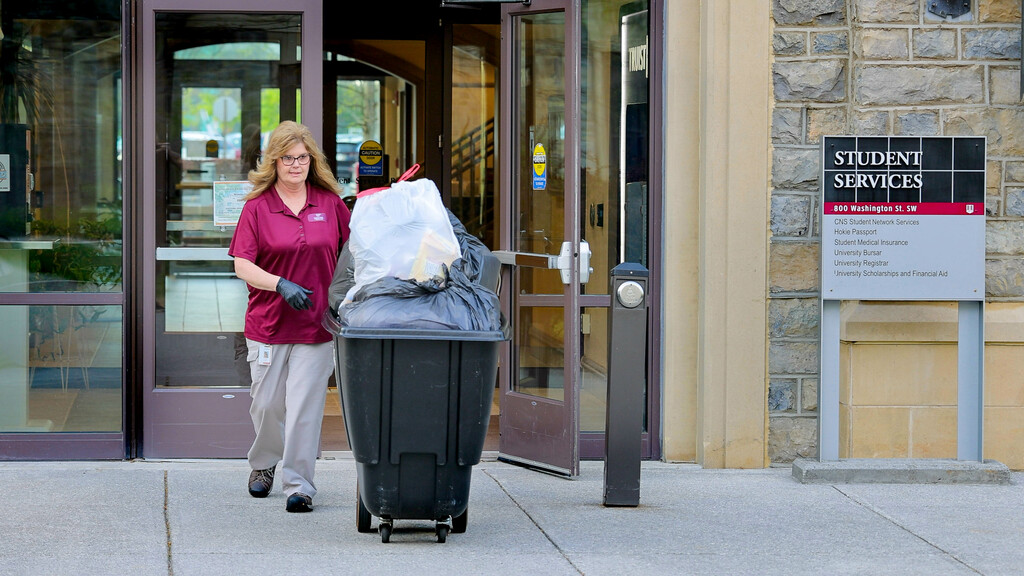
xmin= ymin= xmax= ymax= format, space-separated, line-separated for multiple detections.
xmin=533 ymin=143 xmax=547 ymax=190
xmin=359 ymin=140 xmax=384 ymax=176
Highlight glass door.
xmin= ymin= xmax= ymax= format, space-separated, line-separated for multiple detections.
xmin=0 ymin=4 xmax=125 ymax=459
xmin=140 ymin=0 xmax=322 ymax=457
xmin=498 ymin=0 xmax=584 ymax=476
xmin=319 ymin=50 xmax=419 ymax=450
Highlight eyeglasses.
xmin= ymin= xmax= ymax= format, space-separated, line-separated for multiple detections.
xmin=279 ymin=153 xmax=311 ymax=166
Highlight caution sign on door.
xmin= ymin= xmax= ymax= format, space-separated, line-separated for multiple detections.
xmin=358 ymin=140 xmax=384 ymax=176
xmin=533 ymin=143 xmax=547 ymax=191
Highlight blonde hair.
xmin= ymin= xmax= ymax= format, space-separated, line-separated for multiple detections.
xmin=245 ymin=121 xmax=342 ymax=200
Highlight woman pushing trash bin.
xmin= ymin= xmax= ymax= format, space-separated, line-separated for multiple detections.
xmin=228 ymin=121 xmax=351 ymax=513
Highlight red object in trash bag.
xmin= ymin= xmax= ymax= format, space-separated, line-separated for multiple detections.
xmin=356 ymin=163 xmax=422 ymax=198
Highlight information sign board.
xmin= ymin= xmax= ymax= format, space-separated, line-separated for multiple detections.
xmin=0 ymin=154 xmax=9 ymax=192
xmin=213 ymin=181 xmax=252 ymax=227
xmin=821 ymin=136 xmax=985 ymax=300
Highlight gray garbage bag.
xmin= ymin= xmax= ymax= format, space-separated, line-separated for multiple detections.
xmin=329 ymin=209 xmax=496 ymax=311
xmin=337 ymin=259 xmax=501 ymax=331
xmin=330 ymin=209 xmax=501 ymax=330
xmin=328 ymin=241 xmax=355 ymax=313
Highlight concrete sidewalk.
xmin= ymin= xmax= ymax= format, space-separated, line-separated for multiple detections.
xmin=1 ymin=458 xmax=1022 ymax=575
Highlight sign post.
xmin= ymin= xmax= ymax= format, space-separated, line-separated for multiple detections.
xmin=819 ymin=136 xmax=986 ymax=462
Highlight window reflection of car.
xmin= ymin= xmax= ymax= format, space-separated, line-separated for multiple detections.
xmin=225 ymin=132 xmax=241 ymax=158
xmin=181 ymin=131 xmax=225 ymax=159
xmin=336 ymin=136 xmax=361 ymax=196
xmin=336 ymin=141 xmax=358 ymax=182
xmin=181 ymin=131 xmax=245 ymax=160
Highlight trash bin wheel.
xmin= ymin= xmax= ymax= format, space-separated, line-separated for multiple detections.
xmin=452 ymin=508 xmax=468 ymax=534
xmin=356 ymin=484 xmax=372 ymax=533
xmin=436 ymin=524 xmax=449 ymax=543
xmin=379 ymin=519 xmax=393 ymax=543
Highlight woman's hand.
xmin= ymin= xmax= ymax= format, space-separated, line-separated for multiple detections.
xmin=276 ymin=278 xmax=314 ymax=310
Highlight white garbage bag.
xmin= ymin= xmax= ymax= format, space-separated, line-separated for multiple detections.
xmin=346 ymin=175 xmax=461 ymax=302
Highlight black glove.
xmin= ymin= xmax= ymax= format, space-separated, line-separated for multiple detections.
xmin=276 ymin=278 xmax=313 ymax=310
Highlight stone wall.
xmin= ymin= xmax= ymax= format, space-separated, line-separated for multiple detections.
xmin=769 ymin=0 xmax=1024 ymax=463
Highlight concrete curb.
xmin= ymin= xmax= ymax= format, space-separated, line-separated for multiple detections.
xmin=792 ymin=457 xmax=1012 ymax=484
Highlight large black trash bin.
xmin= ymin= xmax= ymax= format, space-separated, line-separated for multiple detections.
xmin=324 ymin=311 xmax=507 ymax=543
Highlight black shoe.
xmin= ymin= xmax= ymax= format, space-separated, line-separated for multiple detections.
xmin=286 ymin=493 xmax=313 ymax=513
xmin=248 ymin=467 xmax=275 ymax=498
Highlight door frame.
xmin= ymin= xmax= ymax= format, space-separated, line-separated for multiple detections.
xmin=497 ymin=0 xmax=583 ymax=476
xmin=576 ymin=0 xmax=663 ymax=462
xmin=137 ymin=0 xmax=322 ymax=457
xmin=497 ymin=0 xmax=664 ymax=468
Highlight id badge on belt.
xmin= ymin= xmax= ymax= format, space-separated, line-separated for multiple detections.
xmin=258 ymin=344 xmax=272 ymax=366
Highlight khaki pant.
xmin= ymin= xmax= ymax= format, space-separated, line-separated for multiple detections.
xmin=246 ymin=339 xmax=334 ymax=498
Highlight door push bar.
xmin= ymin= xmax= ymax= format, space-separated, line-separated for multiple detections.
xmin=156 ymin=247 xmax=232 ymax=261
xmin=494 ymin=240 xmax=592 ymax=285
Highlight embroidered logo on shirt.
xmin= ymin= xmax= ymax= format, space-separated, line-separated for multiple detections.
xmin=307 ymin=213 xmax=326 ymax=222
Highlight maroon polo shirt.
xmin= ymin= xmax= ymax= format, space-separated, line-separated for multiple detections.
xmin=229 ymin=182 xmax=351 ymax=344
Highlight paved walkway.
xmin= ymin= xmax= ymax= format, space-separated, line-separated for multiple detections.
xmin=1 ymin=458 xmax=1022 ymax=575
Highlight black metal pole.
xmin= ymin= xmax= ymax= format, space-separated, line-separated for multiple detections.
xmin=603 ymin=262 xmax=648 ymax=507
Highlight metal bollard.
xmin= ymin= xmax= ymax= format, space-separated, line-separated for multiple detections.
xmin=603 ymin=262 xmax=648 ymax=507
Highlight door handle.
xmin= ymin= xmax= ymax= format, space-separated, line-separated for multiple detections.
xmin=493 ymin=250 xmax=559 ymax=268
xmin=494 ymin=239 xmax=592 ymax=286
xmin=555 ymin=241 xmax=573 ymax=284
xmin=578 ymin=240 xmax=592 ymax=284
